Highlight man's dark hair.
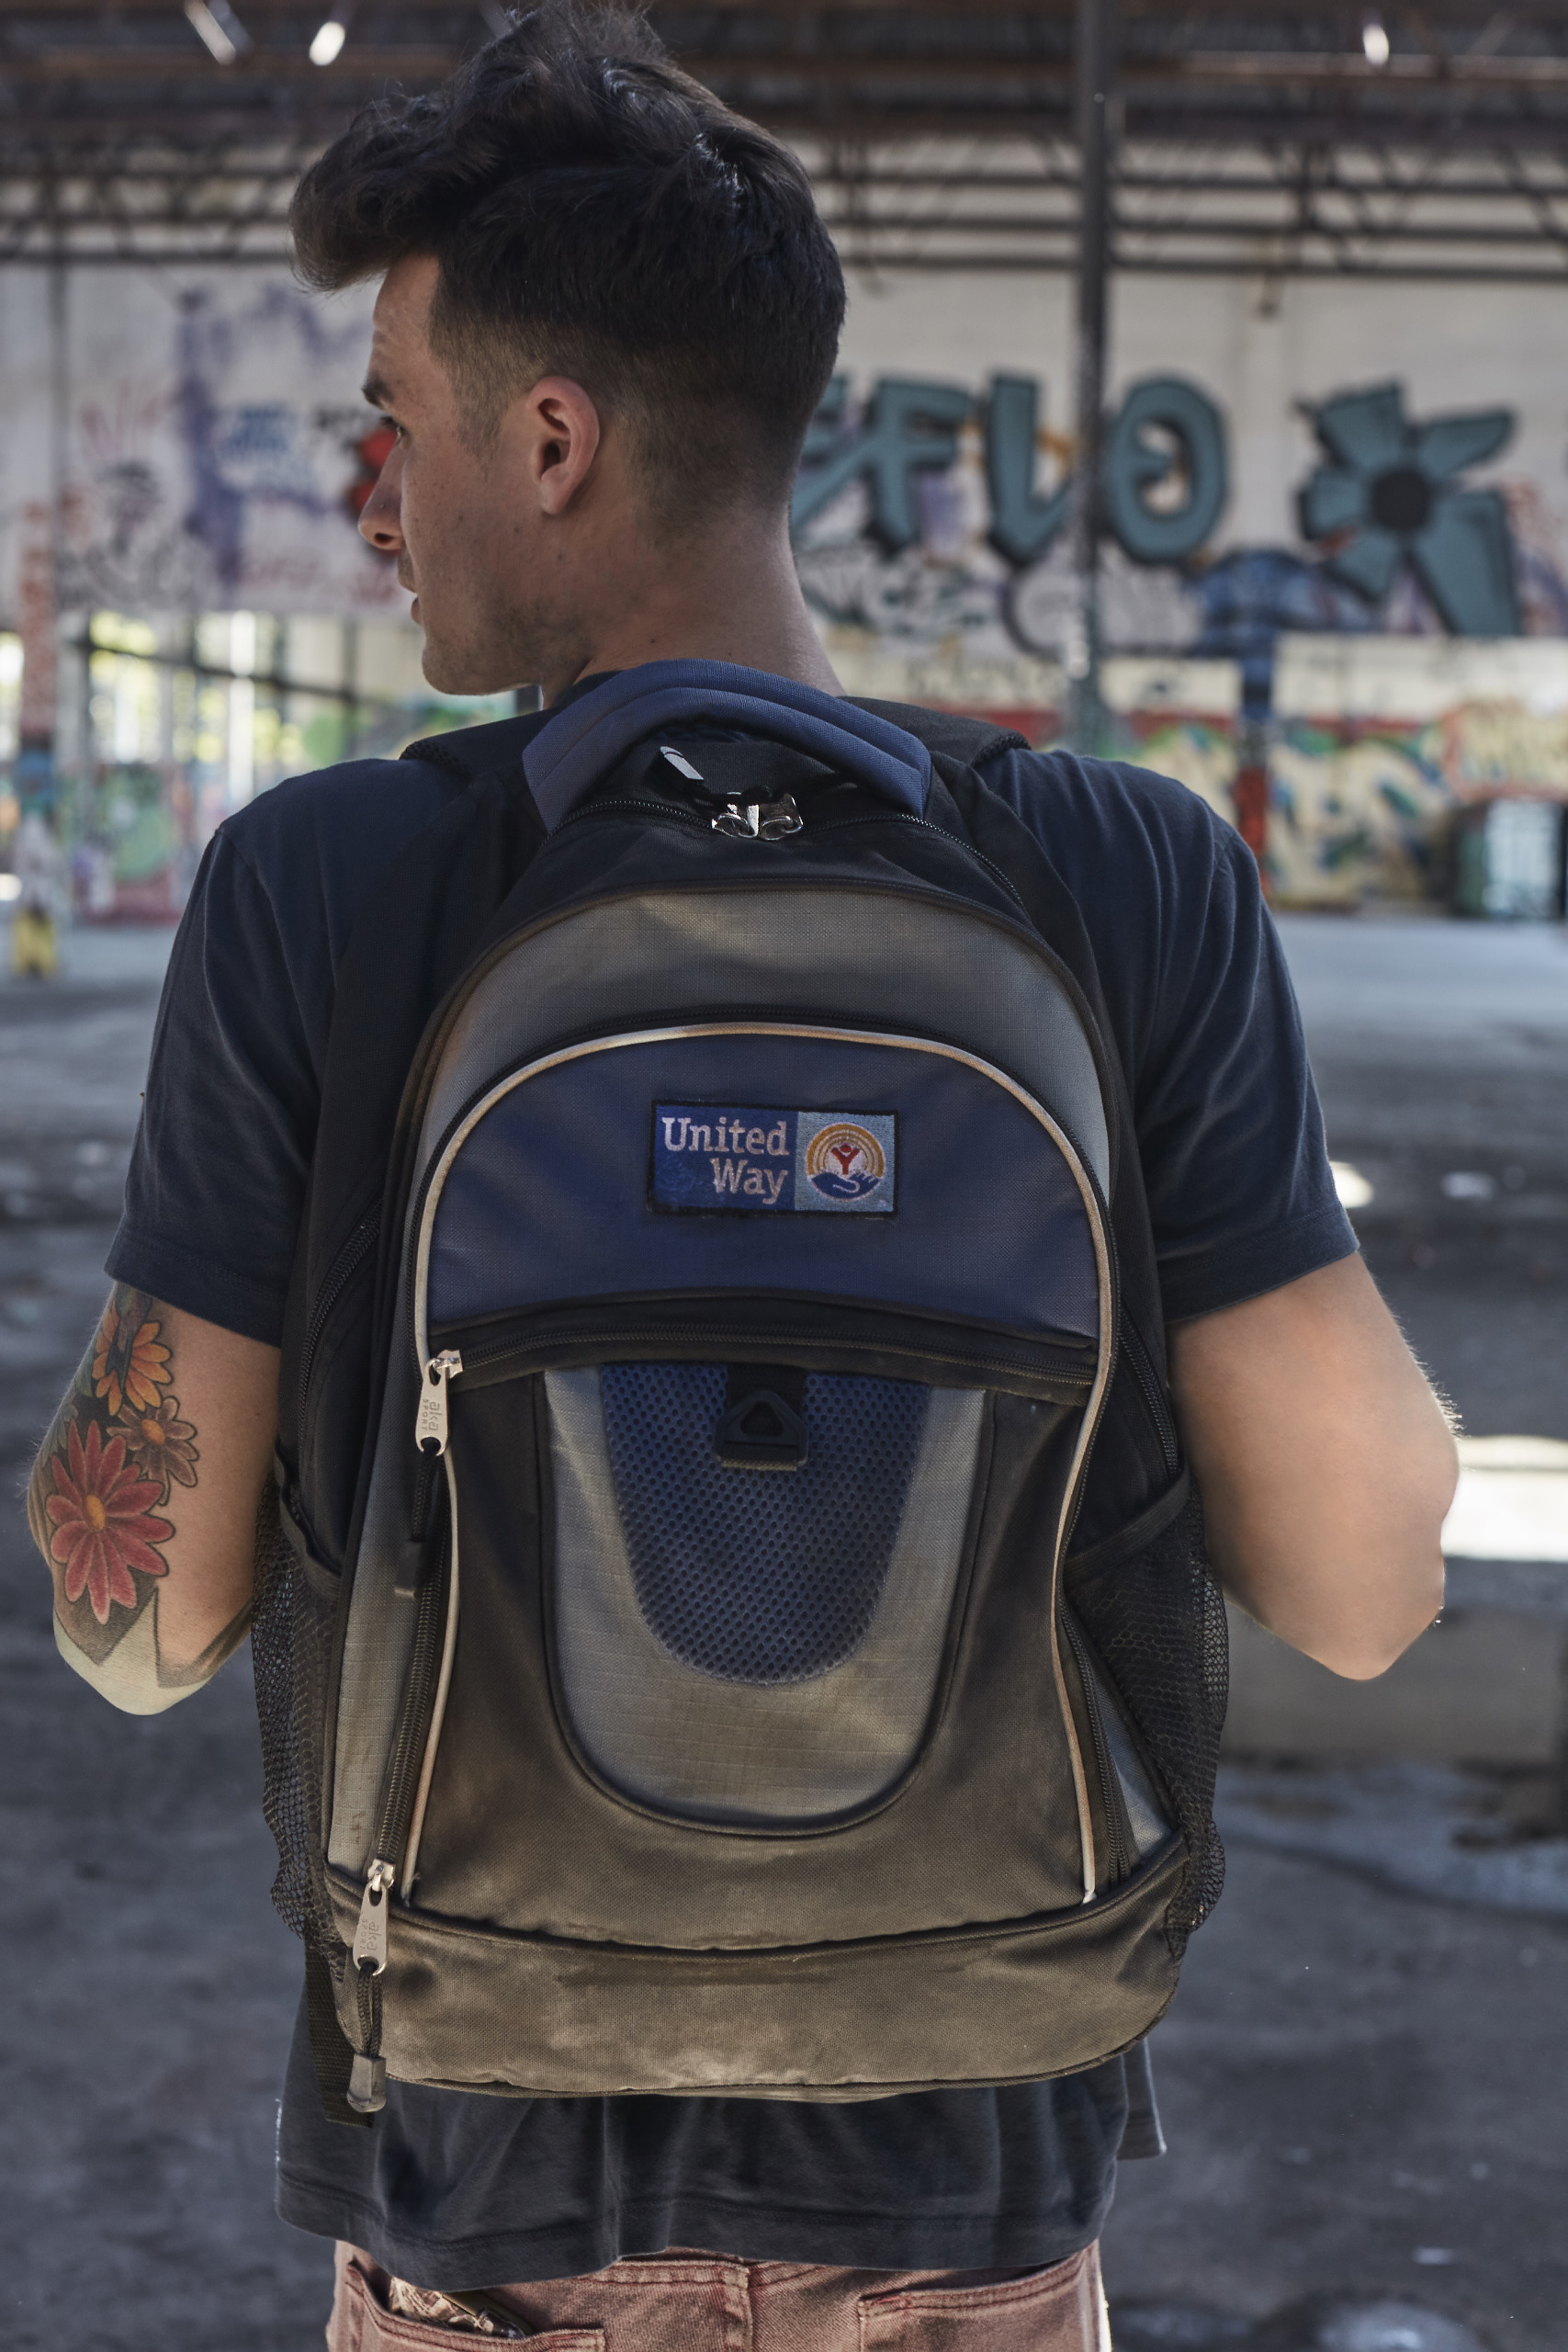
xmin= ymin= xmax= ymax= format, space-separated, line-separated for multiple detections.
xmin=291 ymin=1 xmax=845 ymax=526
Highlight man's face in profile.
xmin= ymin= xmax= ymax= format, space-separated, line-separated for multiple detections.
xmin=355 ymin=254 xmax=549 ymax=697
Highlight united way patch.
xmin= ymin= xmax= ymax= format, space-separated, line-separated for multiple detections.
xmin=652 ymin=1106 xmax=896 ymax=1215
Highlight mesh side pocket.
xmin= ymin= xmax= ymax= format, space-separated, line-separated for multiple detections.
xmin=251 ymin=1481 xmax=340 ymax=1957
xmin=1064 ymin=1486 xmax=1227 ymax=1947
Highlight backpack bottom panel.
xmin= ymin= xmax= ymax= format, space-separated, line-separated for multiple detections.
xmin=328 ymin=1834 xmax=1187 ymax=2100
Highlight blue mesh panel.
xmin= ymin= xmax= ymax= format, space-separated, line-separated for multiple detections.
xmin=599 ymin=1363 xmax=929 ymax=1685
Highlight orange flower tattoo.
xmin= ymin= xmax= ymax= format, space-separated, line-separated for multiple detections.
xmin=114 ymin=1396 xmax=199 ymax=1498
xmin=92 ymin=1298 xmax=172 ymax=1420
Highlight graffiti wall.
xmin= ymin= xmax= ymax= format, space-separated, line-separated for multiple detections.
xmin=799 ymin=267 xmax=1568 ymax=899
xmin=0 ymin=268 xmax=390 ymax=623
xmin=1269 ymin=636 xmax=1568 ymax=904
xmin=818 ymin=266 xmax=1568 ymax=651
xmin=4 ymin=261 xmax=1568 ymax=903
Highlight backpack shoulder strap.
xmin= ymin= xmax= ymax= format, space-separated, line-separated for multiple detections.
xmin=278 ymin=729 xmax=550 ymax=1558
xmin=875 ymin=714 xmax=1186 ymax=1553
xmin=399 ymin=711 xmax=545 ymax=784
xmin=847 ymin=695 xmax=1030 ymax=773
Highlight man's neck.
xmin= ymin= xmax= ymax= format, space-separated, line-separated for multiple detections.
xmin=550 ymin=514 xmax=843 ymax=706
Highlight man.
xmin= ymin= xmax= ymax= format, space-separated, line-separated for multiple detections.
xmin=28 ymin=6 xmax=1456 ymax=2344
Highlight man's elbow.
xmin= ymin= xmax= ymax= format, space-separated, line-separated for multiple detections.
xmin=52 ymin=1600 xmax=249 ymax=1715
xmin=1303 ymin=1547 xmax=1447 ymax=1680
xmin=54 ymin=1612 xmax=202 ymax=1713
xmin=1225 ymin=1430 xmax=1457 ymax=1681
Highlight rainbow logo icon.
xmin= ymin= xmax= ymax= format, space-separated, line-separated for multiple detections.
xmin=804 ymin=1121 xmax=888 ymax=1203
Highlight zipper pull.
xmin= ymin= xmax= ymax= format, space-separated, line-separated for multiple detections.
xmin=712 ymin=798 xmax=761 ymax=839
xmin=757 ymin=793 xmax=804 ymax=839
xmin=414 ymin=1349 xmax=464 ymax=1455
xmin=711 ymin=795 xmax=804 ymax=841
xmin=353 ymin=1857 xmax=395 ymax=1974
xmin=348 ymin=2053 xmax=388 ymax=2115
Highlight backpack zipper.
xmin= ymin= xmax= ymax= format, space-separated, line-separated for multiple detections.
xmin=346 ymin=1525 xmax=451 ymax=2109
xmin=554 ymin=790 xmax=1031 ymax=916
xmin=440 ymin=1321 xmax=1093 ymax=1395
xmin=295 ymin=1204 xmax=381 ymax=1437
xmin=1120 ymin=1316 xmax=1180 ymax=1476
xmin=1060 ymin=1610 xmax=1132 ymax=1885
xmin=554 ymin=796 xmax=706 ymax=832
xmin=404 ymin=1349 xmax=463 ymax=1554
xmin=808 ymin=811 xmax=1032 ymax=917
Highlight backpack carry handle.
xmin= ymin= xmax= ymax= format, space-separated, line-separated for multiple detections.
xmin=522 ymin=661 xmax=932 ymax=832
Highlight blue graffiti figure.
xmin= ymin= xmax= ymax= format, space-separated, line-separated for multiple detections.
xmin=1297 ymin=382 xmax=1518 ymax=636
xmin=1191 ymin=547 xmax=1373 ymax=719
xmin=791 ymin=376 xmax=974 ymax=550
xmin=1105 ymin=376 xmax=1229 ymax=565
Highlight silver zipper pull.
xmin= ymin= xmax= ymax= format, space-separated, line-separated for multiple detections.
xmin=414 ymin=1349 xmax=464 ymax=1454
xmin=353 ymin=1856 xmax=395 ymax=1974
xmin=757 ymin=793 xmax=804 ymax=839
xmin=711 ymin=796 xmax=803 ymax=841
xmin=712 ymin=798 xmax=761 ymax=839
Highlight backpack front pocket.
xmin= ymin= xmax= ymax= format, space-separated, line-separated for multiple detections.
xmin=545 ymin=1362 xmax=987 ymax=1826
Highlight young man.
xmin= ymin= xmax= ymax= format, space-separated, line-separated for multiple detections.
xmin=29 ymin=6 xmax=1456 ymax=2344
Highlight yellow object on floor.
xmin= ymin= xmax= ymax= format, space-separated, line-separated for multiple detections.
xmin=10 ymin=908 xmax=58 ymax=978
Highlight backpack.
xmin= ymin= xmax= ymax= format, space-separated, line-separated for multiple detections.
xmin=254 ymin=661 xmax=1227 ymax=2124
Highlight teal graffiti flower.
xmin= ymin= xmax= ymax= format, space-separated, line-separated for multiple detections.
xmin=1298 ymin=383 xmax=1518 ymax=636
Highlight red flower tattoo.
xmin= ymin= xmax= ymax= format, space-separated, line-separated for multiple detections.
xmin=47 ymin=1421 xmax=173 ymax=1625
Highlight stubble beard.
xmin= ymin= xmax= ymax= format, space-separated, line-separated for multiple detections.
xmin=416 ymin=579 xmax=589 ymax=704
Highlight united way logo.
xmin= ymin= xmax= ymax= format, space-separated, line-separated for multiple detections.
xmin=804 ymin=1121 xmax=886 ymax=1202
xmin=651 ymin=1103 xmax=896 ymax=1214
xmin=795 ymin=1111 xmax=896 ymax=1216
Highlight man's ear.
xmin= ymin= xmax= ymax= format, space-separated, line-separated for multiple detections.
xmin=518 ymin=376 xmax=604 ymax=515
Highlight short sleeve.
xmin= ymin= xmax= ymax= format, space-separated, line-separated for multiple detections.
xmin=974 ymin=749 xmax=1356 ymax=1325
xmin=1131 ymin=818 xmax=1357 ymax=1322
xmin=107 ymin=830 xmax=321 ymax=1345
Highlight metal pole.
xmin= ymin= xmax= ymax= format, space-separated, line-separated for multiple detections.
xmin=1066 ymin=0 xmax=1116 ymax=756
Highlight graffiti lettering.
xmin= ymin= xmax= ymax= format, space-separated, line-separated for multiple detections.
xmin=796 ymin=370 xmax=1230 ymax=571
xmin=1104 ymin=376 xmax=1229 ymax=565
xmin=986 ymin=375 xmax=1071 ymax=565
xmin=791 ymin=375 xmax=975 ymax=550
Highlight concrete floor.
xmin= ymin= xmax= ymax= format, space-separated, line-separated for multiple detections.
xmin=1 ymin=911 xmax=1565 ymax=2352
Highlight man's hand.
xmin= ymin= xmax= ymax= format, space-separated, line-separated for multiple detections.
xmin=27 ymin=1286 xmax=280 ymax=1713
xmin=1169 ymin=1254 xmax=1457 ymax=1680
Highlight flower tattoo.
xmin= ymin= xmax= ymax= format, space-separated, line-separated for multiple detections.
xmin=92 ymin=1297 xmax=172 ymax=1420
xmin=28 ymin=1287 xmax=198 ymax=1659
xmin=114 ymin=1396 xmax=199 ymax=1497
xmin=46 ymin=1420 xmax=174 ymax=1625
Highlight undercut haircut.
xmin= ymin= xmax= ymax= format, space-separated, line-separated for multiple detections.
xmin=290 ymin=1 xmax=846 ymax=526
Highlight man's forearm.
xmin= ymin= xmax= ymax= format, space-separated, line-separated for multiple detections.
xmin=28 ymin=1285 xmax=276 ymax=1712
xmin=1170 ymin=1255 xmax=1456 ymax=1680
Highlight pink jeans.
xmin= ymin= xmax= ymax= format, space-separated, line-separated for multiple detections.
xmin=328 ymin=2240 xmax=1111 ymax=2350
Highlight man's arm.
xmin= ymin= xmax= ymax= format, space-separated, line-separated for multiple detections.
xmin=27 ymin=1284 xmax=280 ymax=1713
xmin=1169 ymin=1254 xmax=1456 ymax=1681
